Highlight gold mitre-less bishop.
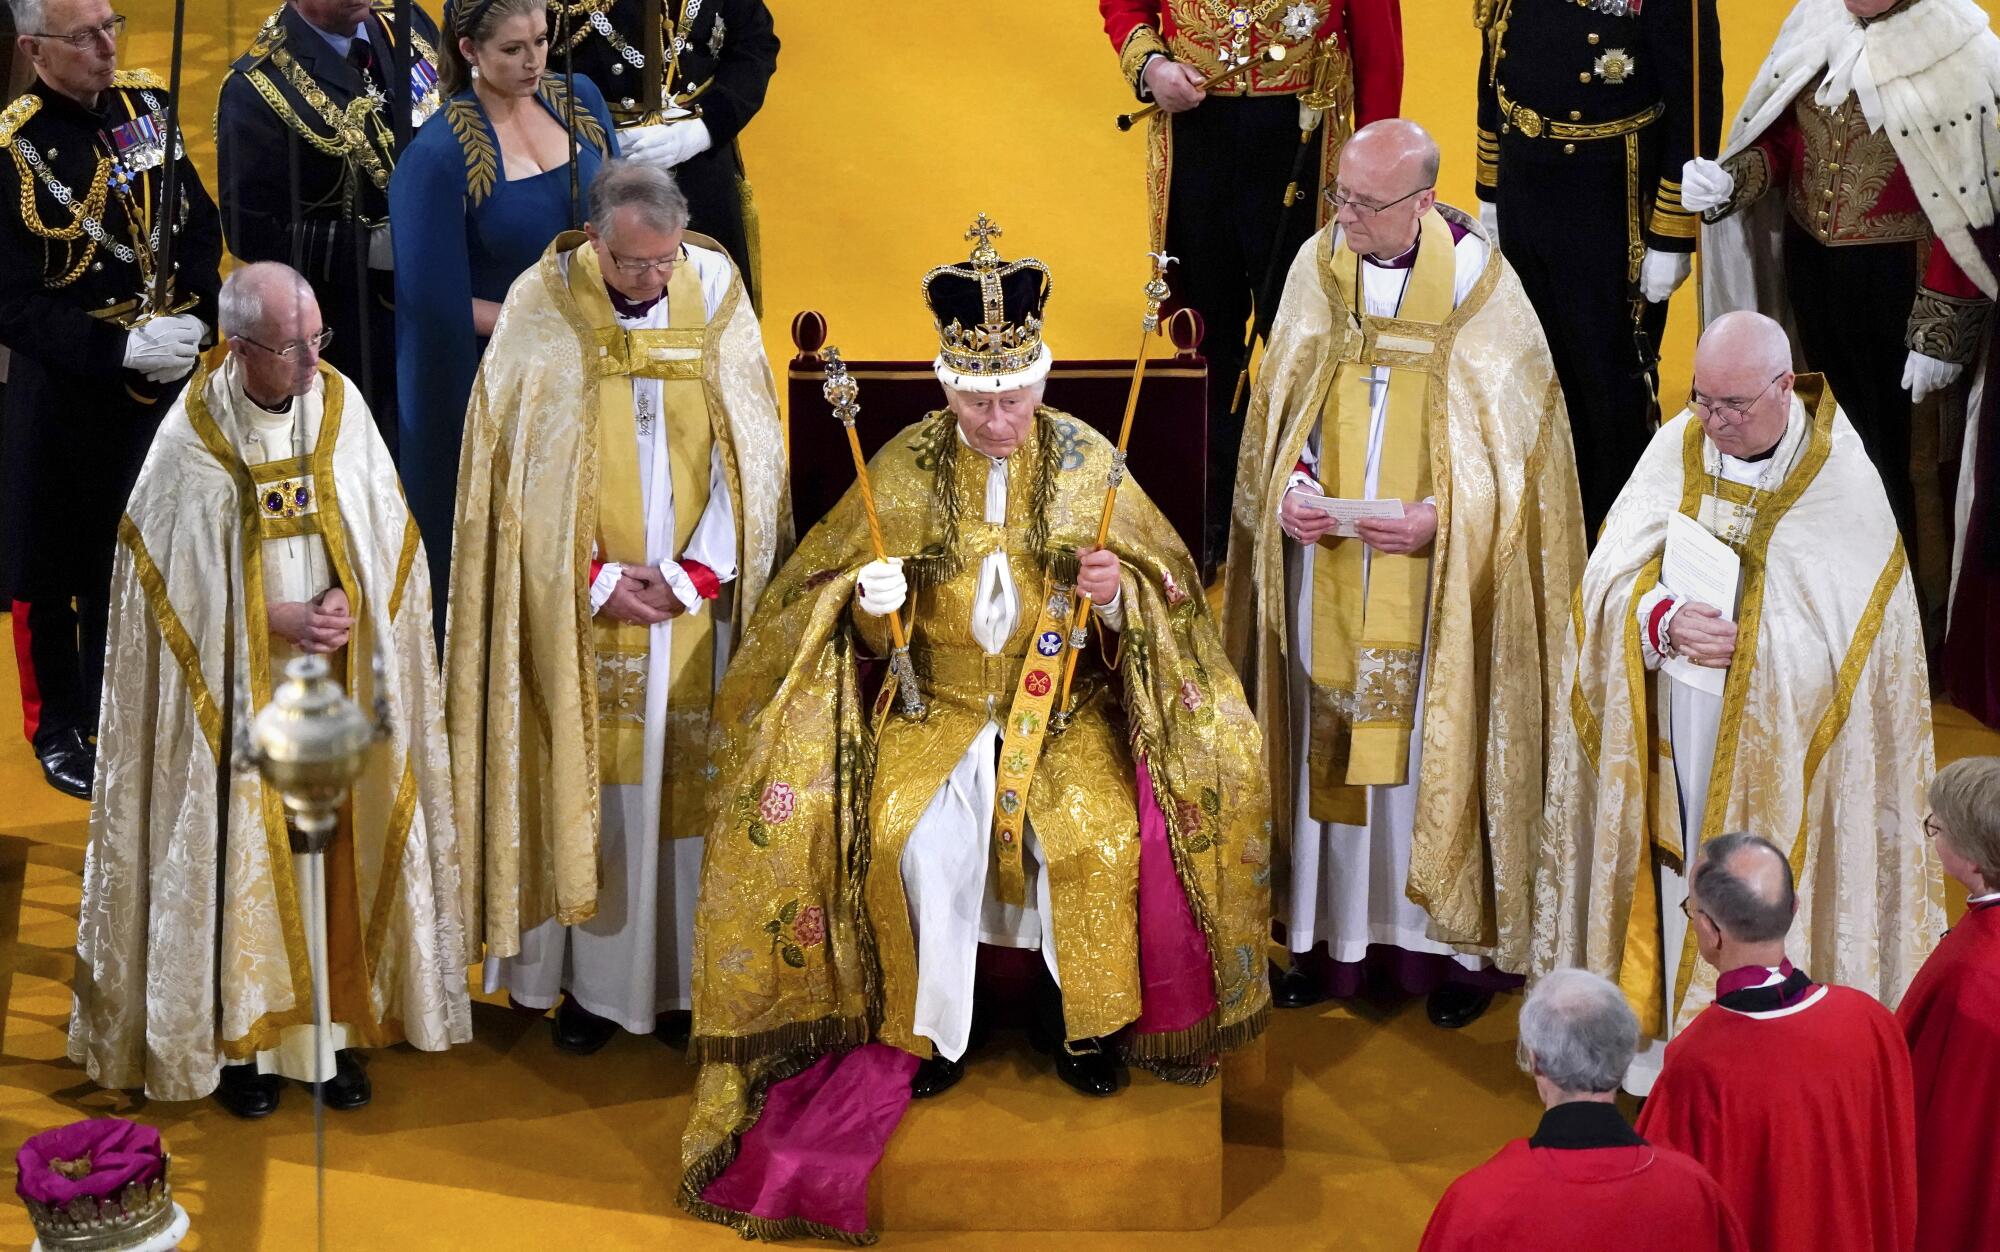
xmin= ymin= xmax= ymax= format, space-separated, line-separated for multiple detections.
xmin=444 ymin=228 xmax=789 ymax=959
xmin=680 ymin=221 xmax=1271 ymax=1239
xmin=70 ymin=356 xmax=471 ymax=1102
xmin=1536 ymin=379 xmax=1944 ymax=1056
xmin=1225 ymin=204 xmax=1586 ymax=972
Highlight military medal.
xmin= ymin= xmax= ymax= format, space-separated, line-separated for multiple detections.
xmin=410 ymin=56 xmax=440 ymax=127
xmin=106 ymin=112 xmax=165 ymax=174
xmin=1593 ymin=48 xmax=1636 ymax=84
xmin=1279 ymin=2 xmax=1324 ymax=42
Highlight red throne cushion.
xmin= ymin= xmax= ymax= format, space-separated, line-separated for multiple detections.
xmin=784 ymin=309 xmax=1214 ymax=565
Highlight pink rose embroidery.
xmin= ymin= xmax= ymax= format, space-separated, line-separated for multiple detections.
xmin=1163 ymin=571 xmax=1189 ymax=606
xmin=792 ymin=905 xmax=826 ymax=948
xmin=1179 ymin=679 xmax=1203 ymax=712
xmin=759 ymin=781 xmax=797 ymax=824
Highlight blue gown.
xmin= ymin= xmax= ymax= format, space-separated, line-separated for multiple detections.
xmin=389 ymin=75 xmax=618 ymax=627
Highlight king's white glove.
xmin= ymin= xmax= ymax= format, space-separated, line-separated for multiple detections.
xmin=1478 ymin=201 xmax=1500 ymax=249
xmin=124 ymin=313 xmax=204 ymax=383
xmin=620 ymin=119 xmax=713 ymax=170
xmin=1639 ymin=248 xmax=1692 ymax=304
xmin=1680 ymin=157 xmax=1734 ymax=214
xmin=367 ymin=223 xmax=394 ymax=271
xmin=856 ymin=557 xmax=907 ymax=618
xmin=1902 ymin=350 xmax=1963 ymax=403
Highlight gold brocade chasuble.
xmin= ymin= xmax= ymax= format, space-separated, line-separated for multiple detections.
xmin=571 ymin=245 xmax=717 ymax=833
xmin=1307 ymin=209 xmax=1452 ymax=822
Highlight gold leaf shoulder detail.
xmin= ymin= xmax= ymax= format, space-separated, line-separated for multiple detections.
xmin=538 ymin=76 xmax=609 ymax=157
xmin=446 ymin=97 xmax=498 ymax=206
xmin=0 ymin=93 xmax=41 ymax=145
xmin=111 ymin=68 xmax=168 ymax=89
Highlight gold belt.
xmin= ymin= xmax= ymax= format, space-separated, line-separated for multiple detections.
xmin=1494 ymin=85 xmax=1663 ymax=142
xmin=914 ymin=646 xmax=1028 ymax=703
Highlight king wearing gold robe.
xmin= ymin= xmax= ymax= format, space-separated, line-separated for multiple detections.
xmin=1535 ymin=311 xmax=1944 ymax=1095
xmin=444 ymin=163 xmax=788 ymax=1049
xmin=678 ymin=219 xmax=1270 ymax=1243
xmin=70 ymin=265 xmax=471 ymax=1111
xmin=1226 ymin=121 xmax=1586 ymax=1023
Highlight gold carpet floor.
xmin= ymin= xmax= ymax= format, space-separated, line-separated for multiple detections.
xmin=6 ymin=0 xmax=2000 ymax=1246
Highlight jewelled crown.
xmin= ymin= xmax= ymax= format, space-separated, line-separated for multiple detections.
xmin=921 ymin=214 xmax=1054 ymax=392
xmin=17 ymin=1121 xmax=178 ymax=1252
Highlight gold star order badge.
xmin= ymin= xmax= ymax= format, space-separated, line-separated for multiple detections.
xmin=1593 ymin=48 xmax=1636 ymax=85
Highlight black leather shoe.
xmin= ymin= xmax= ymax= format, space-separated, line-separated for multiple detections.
xmin=909 ymin=1054 xmax=964 ymax=1100
xmin=1270 ymin=959 xmax=1330 ymax=1010
xmin=1053 ymin=1041 xmax=1120 ymax=1098
xmin=654 ymin=1008 xmax=693 ymax=1050
xmin=214 ymin=1064 xmax=282 ymax=1119
xmin=1426 ymin=985 xmax=1496 ymax=1030
xmin=37 ymin=730 xmax=93 ymax=800
xmin=552 ymin=995 xmax=619 ymax=1054
xmin=314 ymin=1050 xmax=371 ymax=1110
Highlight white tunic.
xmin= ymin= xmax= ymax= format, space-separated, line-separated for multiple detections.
xmin=1281 ymin=225 xmax=1487 ymax=969
xmin=1623 ymin=401 xmax=1809 ymax=1095
xmin=485 ymin=244 xmax=737 ymax=1031
xmin=900 ymin=427 xmax=1125 ymax=1062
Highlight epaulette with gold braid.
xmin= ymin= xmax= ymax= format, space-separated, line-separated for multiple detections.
xmin=0 ymin=93 xmax=41 ymax=145
xmin=111 ymin=68 xmax=168 ymax=90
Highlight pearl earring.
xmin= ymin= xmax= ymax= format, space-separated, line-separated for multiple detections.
xmin=470 ymin=64 xmax=480 ymax=80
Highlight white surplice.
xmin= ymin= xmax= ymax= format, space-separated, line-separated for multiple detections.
xmin=485 ymin=244 xmax=737 ymax=1032
xmin=1281 ymin=225 xmax=1487 ymax=970
xmin=225 ymin=370 xmax=353 ymax=1084
xmin=1622 ymin=398 xmax=1809 ymax=1095
xmin=900 ymin=428 xmax=1126 ymax=1062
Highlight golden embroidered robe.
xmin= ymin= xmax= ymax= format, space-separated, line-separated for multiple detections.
xmin=681 ymin=410 xmax=1271 ymax=1214
xmin=1535 ymin=380 xmax=1945 ymax=1038
xmin=444 ymin=231 xmax=788 ymax=959
xmin=1224 ymin=213 xmax=1586 ymax=972
xmin=69 ymin=358 xmax=471 ymax=1102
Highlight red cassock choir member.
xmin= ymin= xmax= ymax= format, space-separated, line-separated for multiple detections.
xmin=1637 ymin=966 xmax=1918 ymax=1252
xmin=1897 ymin=894 xmax=2000 ymax=1252
xmin=1097 ymin=0 xmax=1401 ymax=567
xmin=1419 ymin=1101 xmax=1747 ymax=1251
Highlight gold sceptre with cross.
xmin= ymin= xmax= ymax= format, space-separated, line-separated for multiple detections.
xmin=1049 ymin=250 xmax=1175 ymax=734
xmin=824 ymin=347 xmax=926 ymax=720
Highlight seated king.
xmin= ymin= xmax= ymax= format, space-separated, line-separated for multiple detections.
xmin=677 ymin=219 xmax=1271 ymax=1242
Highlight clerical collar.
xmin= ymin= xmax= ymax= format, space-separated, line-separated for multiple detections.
xmin=606 ymin=283 xmax=664 ymax=319
xmin=1735 ymin=437 xmax=1781 ymax=464
xmin=1365 ymin=236 xmax=1421 ymax=270
xmin=1528 ymin=1101 xmax=1644 ymax=1151
xmin=1714 ymin=960 xmax=1815 ymax=1012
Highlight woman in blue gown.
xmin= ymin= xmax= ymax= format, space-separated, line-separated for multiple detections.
xmin=390 ymin=0 xmax=617 ymax=624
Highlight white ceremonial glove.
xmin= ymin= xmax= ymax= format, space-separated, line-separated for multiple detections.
xmin=1902 ymin=350 xmax=1963 ymax=403
xmin=1679 ymin=157 xmax=1734 ymax=214
xmin=1639 ymin=249 xmax=1692 ymax=304
xmin=1478 ymin=201 xmax=1500 ymax=248
xmin=367 ymin=223 xmax=394 ymax=271
xmin=621 ymin=119 xmax=712 ymax=170
xmin=1298 ymin=100 xmax=1323 ymax=133
xmin=855 ymin=557 xmax=907 ymax=618
xmin=124 ymin=313 xmax=203 ymax=383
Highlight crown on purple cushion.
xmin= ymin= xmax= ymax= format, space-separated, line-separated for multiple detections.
xmin=17 ymin=1120 xmax=177 ymax=1251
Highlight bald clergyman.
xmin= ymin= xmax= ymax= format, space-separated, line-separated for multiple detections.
xmin=1226 ymin=118 xmax=1587 ymax=1028
xmin=1535 ymin=311 xmax=1943 ymax=1094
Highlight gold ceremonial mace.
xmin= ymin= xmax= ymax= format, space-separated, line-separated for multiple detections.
xmin=1116 ymin=44 xmax=1288 ymax=131
xmin=1689 ymin=5 xmax=1707 ymax=327
xmin=824 ymin=347 xmax=926 ymax=720
xmin=1050 ymin=251 xmax=1176 ymax=733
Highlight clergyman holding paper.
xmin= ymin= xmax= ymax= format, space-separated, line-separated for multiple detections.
xmin=1535 ymin=310 xmax=1943 ymax=1096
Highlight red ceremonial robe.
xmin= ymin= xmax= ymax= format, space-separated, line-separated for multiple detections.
xmin=1420 ymin=1101 xmax=1746 ymax=1251
xmin=1637 ymin=978 xmax=1918 ymax=1252
xmin=1897 ymin=897 xmax=2000 ymax=1252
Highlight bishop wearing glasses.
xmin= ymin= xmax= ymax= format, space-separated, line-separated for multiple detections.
xmin=1536 ymin=310 xmax=1942 ymax=1096
xmin=443 ymin=160 xmax=786 ymax=1055
xmin=1225 ymin=119 xmax=1586 ymax=1029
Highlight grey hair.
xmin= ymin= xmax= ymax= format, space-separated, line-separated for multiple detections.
xmin=1517 ymin=968 xmax=1639 ymax=1095
xmin=218 ymin=261 xmax=313 ymax=340
xmin=939 ymin=378 xmax=1048 ymax=408
xmin=1691 ymin=832 xmax=1795 ymax=943
xmin=1931 ymin=756 xmax=2000 ymax=885
xmin=588 ymin=160 xmax=689 ymax=242
xmin=9 ymin=0 xmax=47 ymax=36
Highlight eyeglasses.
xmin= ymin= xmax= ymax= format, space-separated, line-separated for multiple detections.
xmin=1323 ymin=182 xmax=1434 ymax=217
xmin=236 ymin=328 xmax=334 ymax=361
xmin=31 ymin=15 xmax=126 ymax=47
xmin=608 ymin=247 xmax=683 ymax=277
xmin=1923 ymin=811 xmax=1944 ymax=840
xmin=1689 ymin=373 xmax=1782 ymax=425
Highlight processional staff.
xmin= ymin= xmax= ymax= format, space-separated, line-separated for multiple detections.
xmin=823 ymin=348 xmax=926 ymax=720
